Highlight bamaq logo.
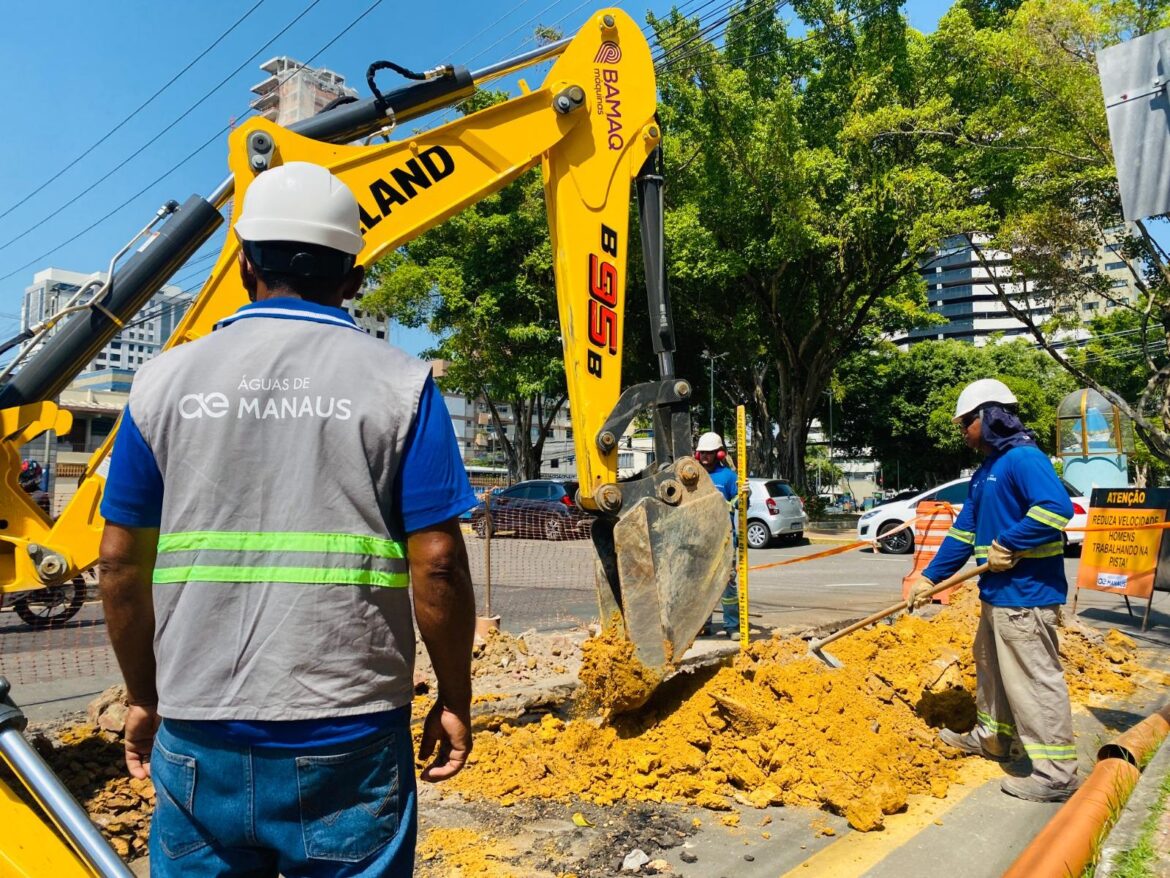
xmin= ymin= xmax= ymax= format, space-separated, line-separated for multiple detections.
xmin=594 ymin=41 xmax=621 ymax=64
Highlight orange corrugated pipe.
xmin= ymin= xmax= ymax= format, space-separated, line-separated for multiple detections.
xmin=1001 ymin=705 xmax=1170 ymax=878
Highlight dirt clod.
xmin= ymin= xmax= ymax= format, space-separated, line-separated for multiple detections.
xmin=577 ymin=617 xmax=662 ymax=715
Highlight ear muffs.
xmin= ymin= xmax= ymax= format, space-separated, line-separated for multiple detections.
xmin=716 ymin=449 xmax=726 ymax=461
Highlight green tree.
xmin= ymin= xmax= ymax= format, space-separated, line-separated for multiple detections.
xmin=883 ymin=0 xmax=1170 ymax=459
xmin=836 ymin=338 xmax=1075 ymax=484
xmin=650 ymin=0 xmax=985 ymax=488
xmin=363 ymin=92 xmax=565 ymax=481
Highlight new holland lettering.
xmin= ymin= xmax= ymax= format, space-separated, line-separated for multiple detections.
xmin=359 ymin=146 xmax=457 ymax=232
xmin=587 ymin=223 xmax=620 ymax=377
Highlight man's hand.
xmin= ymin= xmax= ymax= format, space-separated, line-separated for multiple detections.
xmin=418 ymin=702 xmax=472 ymax=782
xmin=907 ymin=575 xmax=936 ymax=610
xmin=988 ymin=540 xmax=1018 ymax=572
xmin=123 ymin=704 xmax=160 ymax=779
xmin=408 ymin=519 xmax=475 ymax=784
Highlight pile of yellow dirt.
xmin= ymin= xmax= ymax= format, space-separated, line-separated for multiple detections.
xmin=416 ymin=827 xmax=520 ymax=877
xmin=451 ymin=590 xmax=1138 ymax=831
xmin=577 ymin=617 xmax=662 ymax=715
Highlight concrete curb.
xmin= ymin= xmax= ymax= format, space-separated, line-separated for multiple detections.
xmin=806 ymin=533 xmax=864 ymax=545
xmin=1094 ymin=721 xmax=1170 ymax=876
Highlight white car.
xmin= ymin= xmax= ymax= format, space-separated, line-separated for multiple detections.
xmin=745 ymin=478 xmax=805 ymax=549
xmin=857 ymin=476 xmax=1087 ymax=555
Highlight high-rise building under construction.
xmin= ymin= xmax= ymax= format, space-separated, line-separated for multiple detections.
xmin=249 ymin=57 xmax=357 ymax=128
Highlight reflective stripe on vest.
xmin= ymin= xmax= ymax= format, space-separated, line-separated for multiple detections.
xmin=154 ymin=531 xmax=408 ymax=587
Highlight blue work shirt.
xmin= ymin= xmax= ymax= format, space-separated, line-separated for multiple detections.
xmin=923 ymin=445 xmax=1072 ymax=607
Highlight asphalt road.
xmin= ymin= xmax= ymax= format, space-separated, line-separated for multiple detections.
xmin=5 ymin=535 xmax=1170 ymax=723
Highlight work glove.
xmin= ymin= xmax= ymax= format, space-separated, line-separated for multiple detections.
xmin=907 ymin=575 xmax=936 ymax=610
xmin=988 ymin=539 xmax=1019 ymax=573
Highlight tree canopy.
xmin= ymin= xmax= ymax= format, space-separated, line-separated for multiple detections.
xmin=888 ymin=0 xmax=1170 ymax=459
xmin=835 ymin=338 xmax=1075 ymax=484
xmin=651 ymin=0 xmax=986 ymax=486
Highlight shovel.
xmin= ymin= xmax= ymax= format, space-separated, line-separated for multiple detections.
xmin=808 ymin=563 xmax=989 ymax=668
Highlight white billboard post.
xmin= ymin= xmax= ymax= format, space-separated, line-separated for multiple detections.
xmin=1099 ymin=27 xmax=1170 ymax=221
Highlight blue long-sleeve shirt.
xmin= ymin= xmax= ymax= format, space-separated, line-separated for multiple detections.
xmin=922 ymin=445 xmax=1072 ymax=607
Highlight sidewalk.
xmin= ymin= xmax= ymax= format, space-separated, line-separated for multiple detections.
xmin=1093 ymin=702 xmax=1170 ymax=877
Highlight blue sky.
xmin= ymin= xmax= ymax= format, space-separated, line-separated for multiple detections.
xmin=0 ymin=0 xmax=951 ymax=356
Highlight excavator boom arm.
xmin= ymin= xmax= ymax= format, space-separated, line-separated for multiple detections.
xmin=1 ymin=6 xmax=728 ymax=679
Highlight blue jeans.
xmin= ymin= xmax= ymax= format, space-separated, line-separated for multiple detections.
xmin=149 ymin=718 xmax=417 ymax=877
xmin=719 ymin=576 xmax=740 ymax=634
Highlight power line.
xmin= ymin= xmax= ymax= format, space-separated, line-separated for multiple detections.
xmin=432 ymin=0 xmax=737 ymax=129
xmin=442 ymin=0 xmax=539 ymax=60
xmin=0 ymin=0 xmax=386 ymax=286
xmin=461 ymin=0 xmax=574 ymax=69
xmin=0 ymin=125 xmax=231 ymax=285
xmin=654 ymin=0 xmax=774 ymax=68
xmin=655 ymin=0 xmax=795 ymax=72
xmin=0 ymin=0 xmax=267 ymax=224
xmin=0 ymin=0 xmax=328 ymax=258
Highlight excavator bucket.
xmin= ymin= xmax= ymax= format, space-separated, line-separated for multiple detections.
xmin=593 ymin=459 xmax=733 ymax=672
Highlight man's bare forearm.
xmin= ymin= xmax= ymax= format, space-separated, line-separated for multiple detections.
xmin=408 ymin=521 xmax=475 ymax=710
xmin=99 ymin=525 xmax=159 ymax=706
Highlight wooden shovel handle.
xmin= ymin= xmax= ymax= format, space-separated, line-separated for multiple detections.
xmin=809 ymin=563 xmax=990 ymax=653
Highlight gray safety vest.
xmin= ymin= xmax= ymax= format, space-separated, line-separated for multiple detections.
xmin=126 ymin=303 xmax=431 ymax=720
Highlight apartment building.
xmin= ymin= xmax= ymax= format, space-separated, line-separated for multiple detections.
xmin=896 ymin=233 xmax=1139 ymax=347
xmin=21 ymin=267 xmax=192 ymax=372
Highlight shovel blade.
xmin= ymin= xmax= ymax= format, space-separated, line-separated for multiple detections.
xmin=594 ymin=463 xmax=733 ymax=672
xmin=809 ymin=646 xmax=844 ymax=669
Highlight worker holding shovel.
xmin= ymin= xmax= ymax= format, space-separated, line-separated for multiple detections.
xmin=907 ymin=378 xmax=1079 ymax=803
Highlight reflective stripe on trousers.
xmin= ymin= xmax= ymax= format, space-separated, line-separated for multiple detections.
xmin=970 ymin=602 xmax=1078 ymax=785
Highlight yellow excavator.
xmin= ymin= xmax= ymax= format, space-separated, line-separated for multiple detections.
xmin=0 ymin=9 xmax=732 ymax=874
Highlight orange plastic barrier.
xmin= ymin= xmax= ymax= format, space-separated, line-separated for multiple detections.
xmin=901 ymin=502 xmax=960 ymax=604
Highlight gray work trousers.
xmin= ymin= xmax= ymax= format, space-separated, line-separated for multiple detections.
xmin=969 ymin=602 xmax=1078 ymax=786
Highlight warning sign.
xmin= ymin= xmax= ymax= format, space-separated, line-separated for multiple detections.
xmin=1076 ymin=488 xmax=1170 ymax=599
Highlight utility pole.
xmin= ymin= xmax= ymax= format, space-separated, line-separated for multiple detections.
xmin=825 ymin=390 xmax=834 ymax=495
xmin=700 ymin=350 xmax=728 ymax=432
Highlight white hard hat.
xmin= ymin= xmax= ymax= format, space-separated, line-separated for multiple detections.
xmin=954 ymin=378 xmax=1018 ymax=422
xmin=696 ymin=431 xmax=724 ymax=452
xmin=234 ymin=162 xmax=364 ymax=255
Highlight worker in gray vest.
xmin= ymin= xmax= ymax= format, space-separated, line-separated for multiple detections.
xmin=99 ymin=161 xmax=477 ymax=877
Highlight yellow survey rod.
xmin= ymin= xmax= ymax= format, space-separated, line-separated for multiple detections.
xmin=736 ymin=405 xmax=750 ymax=649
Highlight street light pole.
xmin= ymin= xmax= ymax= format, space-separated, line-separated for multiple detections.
xmin=823 ymin=393 xmax=833 ymax=475
xmin=700 ymin=350 xmax=728 ymax=432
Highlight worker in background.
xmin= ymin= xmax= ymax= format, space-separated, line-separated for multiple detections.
xmin=908 ymin=378 xmax=1078 ymax=803
xmin=98 ymin=161 xmax=477 ymax=876
xmin=696 ymin=431 xmax=741 ymax=637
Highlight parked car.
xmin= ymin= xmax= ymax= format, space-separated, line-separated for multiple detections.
xmin=857 ymin=475 xmax=1088 ymax=555
xmin=857 ymin=477 xmax=970 ymax=554
xmin=1063 ymin=484 xmax=1089 ymax=554
xmin=468 ymin=479 xmax=591 ymax=540
xmin=745 ymin=478 xmax=805 ymax=549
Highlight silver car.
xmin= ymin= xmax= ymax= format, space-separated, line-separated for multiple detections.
xmin=745 ymin=478 xmax=805 ymax=549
